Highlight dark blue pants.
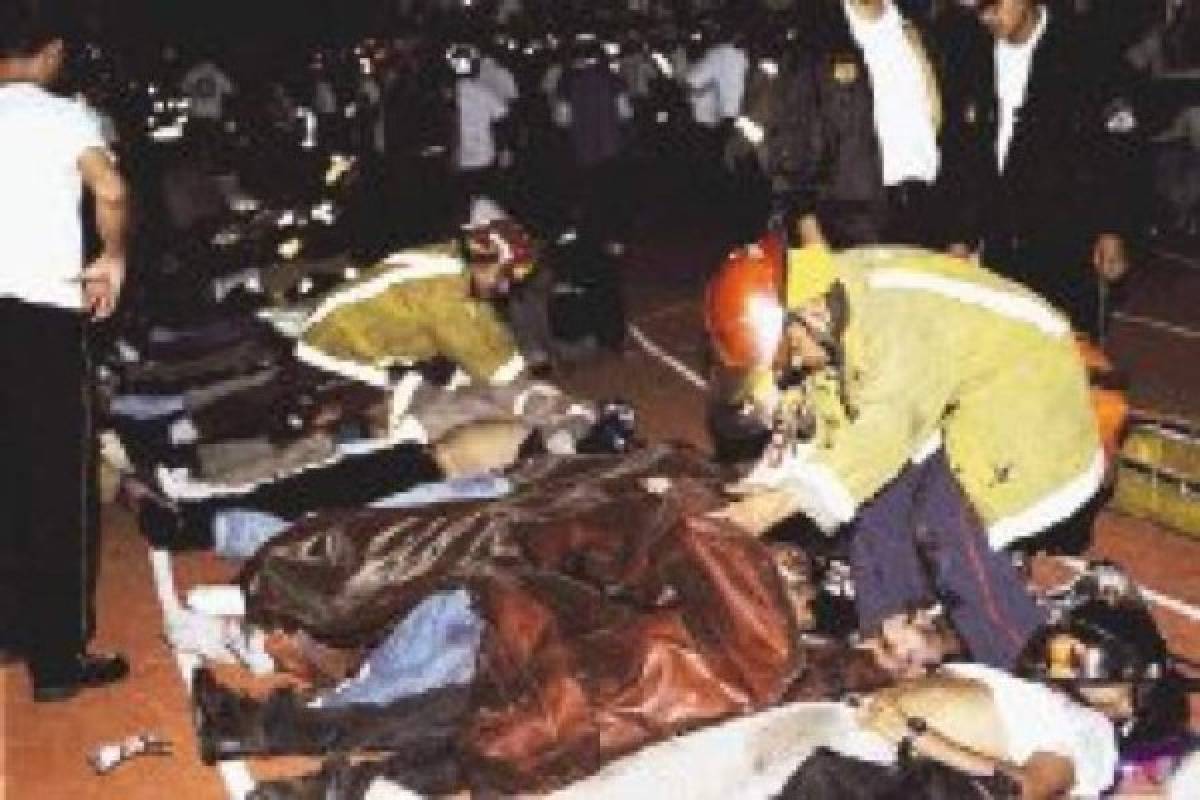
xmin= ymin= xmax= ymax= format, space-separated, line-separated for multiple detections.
xmin=848 ymin=450 xmax=1047 ymax=669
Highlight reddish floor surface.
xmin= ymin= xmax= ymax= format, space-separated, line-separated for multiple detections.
xmin=6 ymin=244 xmax=1200 ymax=798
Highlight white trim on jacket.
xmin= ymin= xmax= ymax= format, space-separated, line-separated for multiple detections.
xmin=867 ymin=268 xmax=1070 ymax=337
xmin=987 ymin=447 xmax=1106 ymax=549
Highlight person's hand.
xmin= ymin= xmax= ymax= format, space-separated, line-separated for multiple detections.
xmin=1092 ymin=233 xmax=1128 ymax=283
xmin=82 ymin=253 xmax=125 ymax=320
xmin=945 ymin=242 xmax=975 ymax=261
xmin=796 ymin=215 xmax=827 ymax=249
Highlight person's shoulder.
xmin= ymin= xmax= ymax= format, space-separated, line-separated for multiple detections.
xmin=9 ymin=86 xmax=91 ymax=123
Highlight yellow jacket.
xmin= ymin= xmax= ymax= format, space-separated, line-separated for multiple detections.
xmin=296 ymin=245 xmax=523 ymax=389
xmin=775 ymin=247 xmax=1103 ymax=549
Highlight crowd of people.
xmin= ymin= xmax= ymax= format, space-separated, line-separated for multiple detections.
xmin=4 ymin=0 xmax=1200 ymax=797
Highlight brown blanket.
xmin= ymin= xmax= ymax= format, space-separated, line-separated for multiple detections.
xmin=239 ymin=445 xmax=804 ymax=791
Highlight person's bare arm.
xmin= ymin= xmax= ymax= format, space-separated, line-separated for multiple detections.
xmin=862 ymin=694 xmax=1075 ymax=799
xmin=78 ymin=147 xmax=129 ymax=319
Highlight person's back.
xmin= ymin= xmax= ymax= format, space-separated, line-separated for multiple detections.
xmin=456 ymin=76 xmax=506 ymax=171
xmin=558 ymin=62 xmax=628 ymax=168
xmin=179 ymin=60 xmax=235 ymax=121
xmin=819 ymin=247 xmax=1101 ymax=544
xmin=0 ymin=83 xmax=93 ymax=309
xmin=684 ymin=40 xmax=748 ymax=128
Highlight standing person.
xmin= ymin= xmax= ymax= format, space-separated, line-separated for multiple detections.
xmin=177 ymin=51 xmax=236 ymax=159
xmin=769 ymin=0 xmax=956 ymax=250
xmin=448 ymin=43 xmax=509 ymax=223
xmin=552 ymin=33 xmax=635 ymax=352
xmin=942 ymin=0 xmax=1136 ymax=337
xmin=0 ymin=0 xmax=130 ymax=701
xmin=683 ymin=15 xmax=748 ymax=170
xmin=713 ymin=245 xmax=1105 ymax=671
xmin=553 ymin=33 xmax=634 ymax=242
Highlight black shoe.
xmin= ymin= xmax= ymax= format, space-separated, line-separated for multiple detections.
xmin=32 ymin=651 xmax=129 ymax=703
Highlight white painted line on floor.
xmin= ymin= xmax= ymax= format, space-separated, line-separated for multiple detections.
xmin=1111 ymin=311 xmax=1200 ymax=339
xmin=634 ymin=299 xmax=699 ymax=325
xmin=627 ymin=323 xmax=710 ymax=391
xmin=1055 ymin=555 xmax=1200 ymax=625
xmin=628 ymin=318 xmax=1200 ymax=631
xmin=149 ymin=548 xmax=258 ymax=799
xmin=1147 ymin=246 xmax=1200 ymax=273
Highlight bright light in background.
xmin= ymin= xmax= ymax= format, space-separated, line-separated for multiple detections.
xmin=651 ymin=51 xmax=674 ymax=78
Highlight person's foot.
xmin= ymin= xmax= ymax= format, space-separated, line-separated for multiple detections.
xmin=31 ymin=652 xmax=129 ymax=703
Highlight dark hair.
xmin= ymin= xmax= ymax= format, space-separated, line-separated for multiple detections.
xmin=0 ymin=0 xmax=69 ymax=59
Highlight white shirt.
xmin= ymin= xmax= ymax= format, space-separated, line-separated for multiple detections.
xmin=479 ymin=57 xmax=518 ymax=107
xmin=684 ymin=43 xmax=748 ymax=127
xmin=994 ymin=6 xmax=1049 ymax=171
xmin=943 ymin=663 xmax=1118 ymax=798
xmin=845 ymin=1 xmax=940 ymax=185
xmin=455 ymin=78 xmax=507 ymax=170
xmin=0 ymin=84 xmax=106 ymax=310
xmin=179 ymin=61 xmax=235 ymax=121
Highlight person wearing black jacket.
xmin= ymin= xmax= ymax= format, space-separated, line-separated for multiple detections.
xmin=767 ymin=0 xmax=959 ymax=250
xmin=939 ymin=0 xmax=1137 ymax=337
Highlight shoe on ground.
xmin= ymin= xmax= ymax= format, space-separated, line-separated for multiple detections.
xmin=31 ymin=651 xmax=129 ymax=703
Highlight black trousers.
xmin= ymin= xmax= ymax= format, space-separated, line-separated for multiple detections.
xmin=0 ymin=299 xmax=99 ymax=670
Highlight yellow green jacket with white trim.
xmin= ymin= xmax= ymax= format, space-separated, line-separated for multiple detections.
xmin=295 ymin=244 xmax=523 ymax=389
xmin=777 ymin=246 xmax=1103 ymax=550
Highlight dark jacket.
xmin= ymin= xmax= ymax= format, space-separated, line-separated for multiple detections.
xmin=767 ymin=0 xmax=942 ymax=246
xmin=557 ymin=63 xmax=627 ymax=168
xmin=938 ymin=5 xmax=1139 ymax=251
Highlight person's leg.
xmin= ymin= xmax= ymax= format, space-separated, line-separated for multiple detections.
xmin=912 ymin=451 xmax=1047 ymax=669
xmin=848 ymin=460 xmax=937 ymax=635
xmin=12 ymin=305 xmax=91 ymax=672
xmin=0 ymin=300 xmax=30 ymax=658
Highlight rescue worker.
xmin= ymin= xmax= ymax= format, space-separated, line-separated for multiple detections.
xmin=295 ymin=210 xmax=536 ymax=412
xmin=712 ymin=243 xmax=1105 ymax=670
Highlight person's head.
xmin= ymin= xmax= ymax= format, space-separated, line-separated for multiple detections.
xmin=0 ymin=0 xmax=69 ymax=86
xmin=1019 ymin=599 xmax=1189 ymax=747
xmin=461 ymin=203 xmax=536 ymax=300
xmin=446 ymin=43 xmax=480 ymax=79
xmin=971 ymin=0 xmax=1043 ymax=45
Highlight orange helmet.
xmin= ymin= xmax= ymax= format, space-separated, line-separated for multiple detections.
xmin=705 ymin=232 xmax=787 ymax=369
